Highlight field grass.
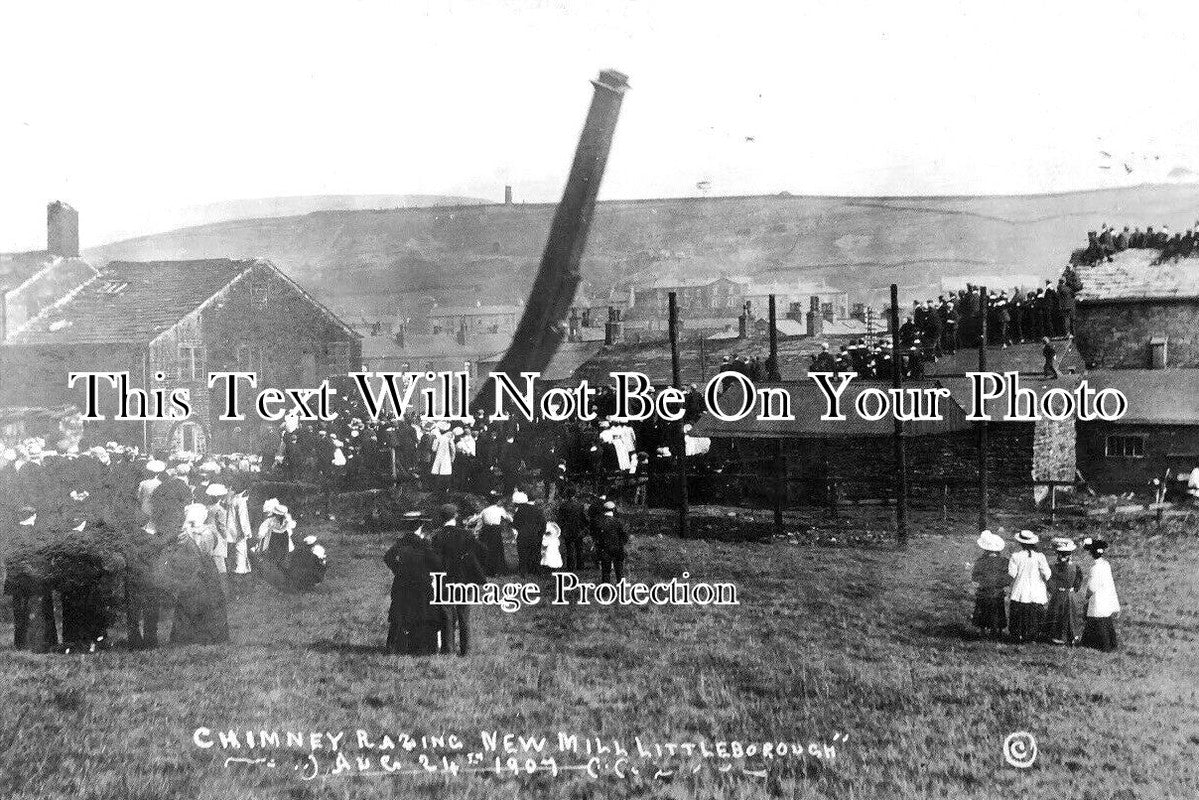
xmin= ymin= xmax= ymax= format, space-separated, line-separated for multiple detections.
xmin=1 ymin=515 xmax=1197 ymax=800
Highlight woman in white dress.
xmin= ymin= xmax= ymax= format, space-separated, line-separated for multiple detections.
xmin=429 ymin=423 xmax=455 ymax=495
xmin=541 ymin=521 xmax=564 ymax=573
xmin=1007 ymin=530 xmax=1051 ymax=642
xmin=1079 ymin=538 xmax=1120 ymax=651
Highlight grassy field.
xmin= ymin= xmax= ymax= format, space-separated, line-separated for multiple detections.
xmin=1 ymin=515 xmax=1197 ymax=800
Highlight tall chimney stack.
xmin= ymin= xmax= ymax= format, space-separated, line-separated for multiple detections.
xmin=47 ymin=201 xmax=79 ymax=258
xmin=481 ymin=69 xmax=629 ymax=397
xmin=806 ymin=295 xmax=824 ymax=337
xmin=504 ymin=185 xmax=513 ymax=205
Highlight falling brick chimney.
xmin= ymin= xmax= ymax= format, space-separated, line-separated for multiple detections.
xmin=504 ymin=185 xmax=513 ymax=205
xmin=806 ymin=296 xmax=824 ymax=337
xmin=47 ymin=201 xmax=79 ymax=258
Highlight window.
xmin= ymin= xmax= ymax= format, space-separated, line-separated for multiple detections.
xmin=177 ymin=344 xmax=206 ymax=382
xmin=236 ymin=344 xmax=263 ymax=375
xmin=1105 ymin=434 xmax=1145 ymax=458
xmin=170 ymin=421 xmax=207 ymax=455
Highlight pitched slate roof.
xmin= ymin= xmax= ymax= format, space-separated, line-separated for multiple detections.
xmin=361 ymin=332 xmax=512 ymax=362
xmin=8 ymin=259 xmax=255 ymax=345
xmin=570 ymin=335 xmax=863 ymax=386
xmin=1075 ymin=248 xmax=1199 ymax=303
xmin=1081 ymin=369 xmax=1199 ymax=425
xmin=0 ymin=252 xmax=96 ymax=294
xmin=427 ymin=304 xmax=520 ymax=318
xmin=691 ymin=379 xmax=973 ymax=439
xmin=924 ymin=339 xmax=1084 ymax=378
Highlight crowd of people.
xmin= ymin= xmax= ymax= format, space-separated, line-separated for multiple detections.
xmin=0 ymin=438 xmax=326 ymax=653
xmin=1076 ymin=221 xmax=1199 ymax=265
xmin=971 ymin=529 xmax=1119 ymax=651
xmin=379 ymin=487 xmax=630 ymax=656
xmin=805 ymin=268 xmax=1082 ymax=380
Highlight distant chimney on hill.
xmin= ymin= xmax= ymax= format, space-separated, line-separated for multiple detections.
xmin=47 ymin=201 xmax=79 ymax=258
xmin=504 ymin=185 xmax=513 ymax=205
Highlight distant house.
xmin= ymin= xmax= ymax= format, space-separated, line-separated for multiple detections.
xmin=573 ymin=285 xmax=634 ymax=328
xmin=746 ymin=282 xmax=848 ymax=321
xmin=1 ymin=258 xmax=359 ymax=455
xmin=632 ymin=276 xmax=746 ymax=314
xmin=1074 ymin=249 xmax=1199 ymax=368
xmin=360 ymin=331 xmax=510 ymax=381
xmin=426 ymin=302 xmax=520 ymax=337
xmin=1074 ymin=369 xmax=1199 ymax=494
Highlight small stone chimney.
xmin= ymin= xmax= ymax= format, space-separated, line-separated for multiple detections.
xmin=738 ymin=300 xmax=752 ymax=339
xmin=604 ymin=306 xmax=624 ymax=345
xmin=47 ymin=201 xmax=79 ymax=258
xmin=568 ymin=308 xmax=580 ymax=342
xmin=504 ymin=185 xmax=513 ymax=205
xmin=394 ymin=321 xmax=406 ymax=349
xmin=1149 ymin=336 xmax=1168 ymax=369
xmin=806 ymin=296 xmax=824 ymax=337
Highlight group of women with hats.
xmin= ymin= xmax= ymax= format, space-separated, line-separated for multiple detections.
xmin=972 ymin=529 xmax=1120 ymax=651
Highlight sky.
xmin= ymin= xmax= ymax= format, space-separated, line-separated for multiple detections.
xmin=3 ymin=0 xmax=1199 ymax=250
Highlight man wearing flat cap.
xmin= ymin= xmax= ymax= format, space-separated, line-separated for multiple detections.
xmin=430 ymin=503 xmax=485 ymax=656
xmin=595 ymin=501 xmax=629 ymax=585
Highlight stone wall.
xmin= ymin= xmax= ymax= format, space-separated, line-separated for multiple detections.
xmin=723 ymin=423 xmax=1038 ymax=508
xmin=1076 ymin=301 xmax=1199 ymax=368
xmin=1077 ymin=422 xmax=1199 ymax=494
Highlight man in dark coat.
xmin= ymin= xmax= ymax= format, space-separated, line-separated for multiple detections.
xmin=150 ymin=466 xmax=192 ymax=537
xmin=594 ymin=501 xmax=629 ymax=584
xmin=942 ymin=302 xmax=959 ymax=354
xmin=383 ymin=518 xmax=444 ymax=656
xmin=1043 ymin=281 xmax=1059 ymax=337
xmin=3 ymin=505 xmax=56 ymax=651
xmin=586 ymin=492 xmax=609 ymax=567
xmin=1057 ymin=279 xmax=1076 ymax=337
xmin=430 ymin=504 xmax=485 ymax=657
xmin=511 ymin=492 xmax=546 ymax=575
xmin=1042 ymin=337 xmax=1060 ymax=379
xmin=123 ymin=518 xmax=167 ymax=649
xmin=556 ymin=485 xmax=589 ymax=571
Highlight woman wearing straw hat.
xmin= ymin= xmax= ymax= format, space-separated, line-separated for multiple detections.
xmin=1079 ymin=538 xmax=1120 ymax=651
xmin=253 ymin=499 xmax=296 ymax=590
xmin=1007 ymin=530 xmax=1051 ymax=643
xmin=1042 ymin=538 xmax=1083 ymax=645
xmin=971 ymin=530 xmax=1010 ymax=639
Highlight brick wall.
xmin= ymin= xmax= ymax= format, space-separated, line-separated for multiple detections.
xmin=1076 ymin=301 xmax=1199 ymax=368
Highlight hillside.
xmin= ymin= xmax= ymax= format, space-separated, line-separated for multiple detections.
xmin=85 ymin=183 xmax=1199 ymax=315
xmin=169 ymin=194 xmax=489 ymax=230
